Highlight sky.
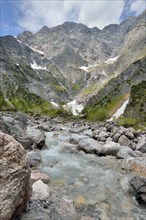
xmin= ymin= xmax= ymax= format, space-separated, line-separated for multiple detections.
xmin=0 ymin=0 xmax=146 ymax=36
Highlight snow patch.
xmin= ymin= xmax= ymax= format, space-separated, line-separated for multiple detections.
xmin=51 ymin=101 xmax=59 ymax=108
xmin=30 ymin=60 xmax=47 ymax=70
xmin=104 ymin=56 xmax=118 ymax=64
xmin=107 ymin=99 xmax=129 ymax=121
xmin=64 ymin=100 xmax=84 ymax=116
xmin=79 ymin=64 xmax=99 ymax=72
xmin=29 ymin=46 xmax=44 ymax=55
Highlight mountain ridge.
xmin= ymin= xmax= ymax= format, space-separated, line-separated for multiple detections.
xmin=0 ymin=10 xmax=145 ymax=122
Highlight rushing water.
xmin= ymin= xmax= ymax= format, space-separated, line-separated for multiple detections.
xmin=37 ymin=130 xmax=146 ymax=219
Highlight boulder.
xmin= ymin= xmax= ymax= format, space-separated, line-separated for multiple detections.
xmin=125 ymin=131 xmax=135 ymax=140
xmin=55 ymin=196 xmax=77 ymax=220
xmin=70 ymin=134 xmax=87 ymax=144
xmin=31 ymin=180 xmax=50 ymax=200
xmin=26 ymin=126 xmax=46 ymax=149
xmin=0 ymin=132 xmax=31 ymax=220
xmin=0 ymin=115 xmax=10 ymax=133
xmin=101 ymin=141 xmax=120 ymax=156
xmin=77 ymin=137 xmax=102 ymax=155
xmin=31 ymin=172 xmax=50 ymax=184
xmin=117 ymin=146 xmax=136 ymax=159
xmin=122 ymin=157 xmax=146 ymax=176
xmin=129 ymin=176 xmax=146 ymax=208
xmin=98 ymin=131 xmax=109 ymax=141
xmin=118 ymin=135 xmax=132 ymax=147
xmin=26 ymin=150 xmax=42 ymax=167
xmin=14 ymin=112 xmax=28 ymax=129
xmin=136 ymin=136 xmax=146 ymax=153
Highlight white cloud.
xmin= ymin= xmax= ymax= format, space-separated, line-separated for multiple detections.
xmin=16 ymin=0 xmax=125 ymax=33
xmin=130 ymin=0 xmax=145 ymax=15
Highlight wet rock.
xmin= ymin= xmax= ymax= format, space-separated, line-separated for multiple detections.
xmin=130 ymin=176 xmax=146 ymax=208
xmin=122 ymin=157 xmax=146 ymax=176
xmin=74 ymin=195 xmax=86 ymax=208
xmin=26 ymin=126 xmax=46 ymax=149
xmin=117 ymin=146 xmax=136 ymax=159
xmin=31 ymin=172 xmax=50 ymax=184
xmin=70 ymin=134 xmax=88 ymax=144
xmin=26 ymin=150 xmax=42 ymax=167
xmin=31 ymin=180 xmax=50 ymax=200
xmin=59 ymin=143 xmax=78 ymax=154
xmin=136 ymin=136 xmax=146 ymax=153
xmin=77 ymin=137 xmax=102 ymax=155
xmin=81 ymin=216 xmax=96 ymax=220
xmin=55 ymin=196 xmax=77 ymax=220
xmin=118 ymin=135 xmax=132 ymax=147
xmin=101 ymin=141 xmax=120 ymax=156
xmin=0 ymin=132 xmax=31 ymax=220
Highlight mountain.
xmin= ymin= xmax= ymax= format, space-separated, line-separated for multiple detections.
xmin=0 ymin=10 xmax=145 ymax=120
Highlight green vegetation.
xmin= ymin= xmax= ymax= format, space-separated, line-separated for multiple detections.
xmin=83 ymin=94 xmax=129 ymax=121
xmin=117 ymin=116 xmax=146 ymax=130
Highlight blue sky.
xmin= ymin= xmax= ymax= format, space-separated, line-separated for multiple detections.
xmin=0 ymin=0 xmax=145 ymax=36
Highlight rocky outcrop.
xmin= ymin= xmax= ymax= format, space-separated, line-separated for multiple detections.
xmin=0 ymin=132 xmax=31 ymax=220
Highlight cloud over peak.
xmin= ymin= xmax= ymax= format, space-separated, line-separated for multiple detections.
xmin=15 ymin=0 xmax=145 ymax=33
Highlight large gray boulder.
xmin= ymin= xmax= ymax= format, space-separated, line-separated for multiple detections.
xmin=77 ymin=137 xmax=102 ymax=154
xmin=101 ymin=141 xmax=120 ymax=156
xmin=136 ymin=136 xmax=146 ymax=153
xmin=26 ymin=150 xmax=42 ymax=167
xmin=0 ymin=132 xmax=31 ymax=220
xmin=118 ymin=135 xmax=132 ymax=147
xmin=117 ymin=146 xmax=136 ymax=159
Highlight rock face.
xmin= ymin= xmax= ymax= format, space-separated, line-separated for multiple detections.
xmin=0 ymin=132 xmax=31 ymax=220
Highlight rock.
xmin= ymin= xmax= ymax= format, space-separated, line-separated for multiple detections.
xmin=77 ymin=137 xmax=102 ymax=155
xmin=81 ymin=216 xmax=96 ymax=220
xmin=134 ymin=150 xmax=143 ymax=157
xmin=129 ymin=176 xmax=146 ymax=208
xmin=117 ymin=146 xmax=136 ymax=159
xmin=122 ymin=157 xmax=146 ymax=176
xmin=125 ymin=131 xmax=135 ymax=140
xmin=101 ymin=141 xmax=120 ymax=156
xmin=31 ymin=180 xmax=50 ymax=199
xmin=70 ymin=134 xmax=87 ymax=144
xmin=26 ymin=126 xmax=46 ymax=149
xmin=2 ymin=116 xmax=33 ymax=149
xmin=31 ymin=172 xmax=50 ymax=184
xmin=55 ymin=196 xmax=77 ymax=220
xmin=136 ymin=136 xmax=146 ymax=153
xmin=15 ymin=112 xmax=28 ymax=129
xmin=126 ymin=127 xmax=138 ymax=137
xmin=98 ymin=131 xmax=109 ymax=141
xmin=118 ymin=135 xmax=132 ymax=147
xmin=0 ymin=132 xmax=31 ymax=220
xmin=73 ymin=195 xmax=86 ymax=207
xmin=59 ymin=143 xmax=78 ymax=153
xmin=0 ymin=115 xmax=10 ymax=133
xmin=26 ymin=150 xmax=42 ymax=167
xmin=113 ymin=133 xmax=121 ymax=142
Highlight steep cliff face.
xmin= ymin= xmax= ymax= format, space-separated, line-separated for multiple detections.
xmin=82 ymin=57 xmax=146 ymax=121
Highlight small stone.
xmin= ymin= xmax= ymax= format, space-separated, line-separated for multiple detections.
xmin=74 ymin=195 xmax=86 ymax=207
xmin=31 ymin=172 xmax=50 ymax=184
